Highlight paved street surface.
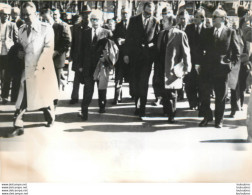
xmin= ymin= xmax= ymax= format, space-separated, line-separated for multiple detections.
xmin=0 ymin=71 xmax=252 ymax=182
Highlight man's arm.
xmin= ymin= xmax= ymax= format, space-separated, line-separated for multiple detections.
xmin=57 ymin=23 xmax=71 ymax=55
xmin=36 ymin=25 xmax=54 ymax=72
xmin=12 ymin=22 xmax=18 ymax=44
xmin=230 ymin=29 xmax=240 ymax=64
xmin=181 ymin=32 xmax=192 ymax=73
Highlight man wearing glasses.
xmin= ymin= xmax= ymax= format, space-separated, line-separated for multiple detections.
xmin=6 ymin=2 xmax=58 ymax=137
xmin=78 ymin=9 xmax=112 ymax=121
xmin=198 ymin=9 xmax=240 ymax=128
xmin=0 ymin=3 xmax=18 ymax=104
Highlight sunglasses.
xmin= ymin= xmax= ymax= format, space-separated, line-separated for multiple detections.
xmin=90 ymin=18 xmax=99 ymax=22
xmin=213 ymin=15 xmax=223 ymax=19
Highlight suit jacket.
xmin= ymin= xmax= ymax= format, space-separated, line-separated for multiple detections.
xmin=70 ymin=22 xmax=90 ymax=71
xmin=155 ymin=28 xmax=191 ymax=89
xmin=200 ymin=26 xmax=240 ymax=77
xmin=0 ymin=21 xmax=18 ymax=54
xmin=124 ymin=14 xmax=159 ymax=61
xmin=79 ymin=27 xmax=113 ymax=82
xmin=185 ymin=23 xmax=206 ymax=66
xmin=113 ymin=20 xmax=127 ymax=50
xmin=53 ymin=20 xmax=71 ymax=55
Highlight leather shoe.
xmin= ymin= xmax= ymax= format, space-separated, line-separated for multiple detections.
xmin=199 ymin=118 xmax=212 ymax=127
xmin=4 ymin=127 xmax=24 ymax=138
xmin=112 ymin=100 xmax=118 ymax=105
xmin=69 ymin=99 xmax=78 ymax=104
xmin=46 ymin=120 xmax=54 ymax=127
xmin=215 ymin=123 xmax=223 ymax=128
xmin=99 ymin=108 xmax=106 ymax=113
xmin=139 ymin=109 xmax=145 ymax=117
xmin=228 ymin=111 xmax=236 ymax=118
xmin=134 ymin=109 xmax=140 ymax=116
xmin=78 ymin=112 xmax=88 ymax=121
xmin=2 ymin=98 xmax=8 ymax=104
xmin=168 ymin=117 xmax=176 ymax=124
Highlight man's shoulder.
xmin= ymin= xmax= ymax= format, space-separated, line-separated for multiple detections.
xmin=40 ymin=21 xmax=52 ymax=29
xmin=185 ymin=23 xmax=195 ymax=30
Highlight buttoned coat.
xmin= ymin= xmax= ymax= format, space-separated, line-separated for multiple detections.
xmin=70 ymin=22 xmax=90 ymax=71
xmin=18 ymin=20 xmax=58 ymax=110
xmin=124 ymin=14 xmax=159 ymax=97
xmin=155 ymin=28 xmax=191 ymax=89
xmin=79 ymin=27 xmax=112 ymax=84
xmin=199 ymin=26 xmax=240 ymax=78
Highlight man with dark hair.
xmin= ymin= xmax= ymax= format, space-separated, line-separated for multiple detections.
xmin=155 ymin=14 xmax=191 ymax=122
xmin=69 ymin=5 xmax=91 ymax=104
xmin=198 ymin=9 xmax=240 ymax=128
xmin=11 ymin=7 xmax=24 ymax=29
xmin=52 ymin=9 xmax=71 ymax=88
xmin=7 ymin=1 xmax=58 ymax=137
xmin=184 ymin=8 xmax=206 ymax=110
xmin=112 ymin=7 xmax=130 ymax=105
xmin=124 ymin=2 xmax=160 ymax=117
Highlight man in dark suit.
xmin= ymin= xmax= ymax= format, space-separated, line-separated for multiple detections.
xmin=78 ymin=9 xmax=112 ymax=121
xmin=0 ymin=4 xmax=18 ymax=104
xmin=124 ymin=2 xmax=159 ymax=117
xmin=69 ymin=5 xmax=91 ymax=104
xmin=198 ymin=9 xmax=240 ymax=128
xmin=184 ymin=8 xmax=206 ymax=110
xmin=112 ymin=7 xmax=129 ymax=105
xmin=52 ymin=9 xmax=71 ymax=88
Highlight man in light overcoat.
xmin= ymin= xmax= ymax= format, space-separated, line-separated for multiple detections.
xmin=6 ymin=2 xmax=58 ymax=137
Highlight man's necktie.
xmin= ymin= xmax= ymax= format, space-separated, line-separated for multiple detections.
xmin=214 ymin=29 xmax=219 ymax=43
xmin=214 ymin=29 xmax=219 ymax=38
xmin=93 ymin=29 xmax=97 ymax=44
xmin=27 ymin=25 xmax=31 ymax=37
xmin=144 ymin=18 xmax=149 ymax=30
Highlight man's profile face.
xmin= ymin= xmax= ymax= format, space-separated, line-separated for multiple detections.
xmin=0 ymin=10 xmax=10 ymax=23
xmin=144 ymin=4 xmax=155 ymax=17
xmin=53 ymin=11 xmax=60 ymax=21
xmin=22 ymin=6 xmax=36 ymax=25
xmin=90 ymin=15 xmax=101 ymax=29
xmin=163 ymin=17 xmax=171 ymax=30
xmin=212 ymin=10 xmax=224 ymax=28
xmin=178 ymin=16 xmax=186 ymax=26
xmin=194 ymin=13 xmax=203 ymax=25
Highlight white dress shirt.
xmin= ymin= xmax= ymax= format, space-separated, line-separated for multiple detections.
xmin=92 ymin=27 xmax=101 ymax=40
xmin=142 ymin=14 xmax=149 ymax=29
xmin=214 ymin=24 xmax=225 ymax=38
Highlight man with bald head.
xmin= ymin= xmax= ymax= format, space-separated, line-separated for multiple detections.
xmin=78 ymin=9 xmax=112 ymax=121
xmin=198 ymin=9 xmax=240 ymax=128
xmin=0 ymin=3 xmax=18 ymax=104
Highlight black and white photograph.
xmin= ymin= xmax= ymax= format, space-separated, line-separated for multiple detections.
xmin=0 ymin=0 xmax=252 ymax=193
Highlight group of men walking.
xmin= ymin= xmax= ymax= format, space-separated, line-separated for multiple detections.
xmin=0 ymin=1 xmax=251 ymax=137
